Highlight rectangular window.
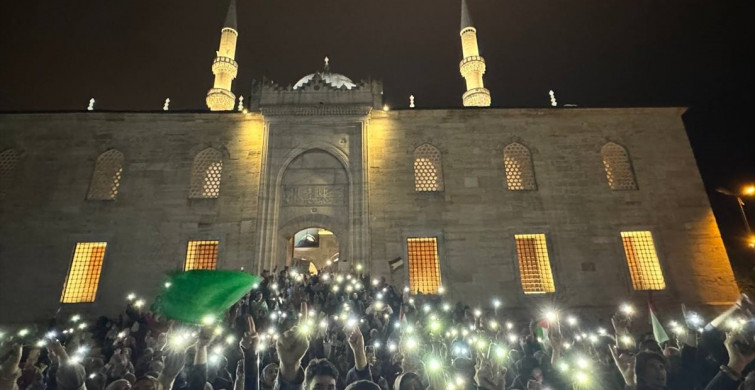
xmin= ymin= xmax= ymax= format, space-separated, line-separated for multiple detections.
xmin=621 ymin=231 xmax=665 ymax=290
xmin=185 ymin=240 xmax=219 ymax=270
xmin=515 ymin=234 xmax=556 ymax=294
xmin=60 ymin=242 xmax=107 ymax=303
xmin=407 ymin=237 xmax=442 ymax=294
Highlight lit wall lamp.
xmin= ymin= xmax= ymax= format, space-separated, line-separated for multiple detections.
xmin=716 ymin=186 xmax=755 ymax=248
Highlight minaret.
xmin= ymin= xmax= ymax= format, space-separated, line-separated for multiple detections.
xmin=206 ymin=0 xmax=238 ymax=111
xmin=459 ymin=0 xmax=491 ymax=107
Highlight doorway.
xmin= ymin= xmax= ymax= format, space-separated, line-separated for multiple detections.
xmin=290 ymin=227 xmax=339 ymax=274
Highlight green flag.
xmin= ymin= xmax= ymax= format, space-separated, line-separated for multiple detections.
xmin=649 ymin=303 xmax=669 ymax=344
xmin=154 ymin=270 xmax=260 ymax=324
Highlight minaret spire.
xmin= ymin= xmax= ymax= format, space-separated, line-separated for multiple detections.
xmin=206 ymin=0 xmax=239 ymax=111
xmin=458 ymin=0 xmax=491 ymax=107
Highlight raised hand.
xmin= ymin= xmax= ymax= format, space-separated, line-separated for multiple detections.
xmin=609 ymin=345 xmax=636 ymax=387
xmin=276 ymin=303 xmax=310 ymax=381
xmin=0 ymin=344 xmax=22 ymax=384
xmin=475 ymin=356 xmax=505 ymax=390
xmin=239 ymin=315 xmax=258 ymax=352
xmin=346 ymin=326 xmax=367 ymax=370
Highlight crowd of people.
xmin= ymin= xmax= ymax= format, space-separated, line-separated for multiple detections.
xmin=1 ymin=266 xmax=755 ymax=390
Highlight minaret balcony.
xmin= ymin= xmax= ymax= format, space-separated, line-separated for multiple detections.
xmin=206 ymin=88 xmax=236 ymax=111
xmin=212 ymin=56 xmax=239 ymax=78
xmin=463 ymin=87 xmax=491 ymax=107
xmin=459 ymin=56 xmax=486 ymax=77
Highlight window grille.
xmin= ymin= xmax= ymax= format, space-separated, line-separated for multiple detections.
xmin=60 ymin=242 xmax=107 ymax=303
xmin=503 ymin=143 xmax=536 ymax=190
xmin=621 ymin=231 xmax=665 ymax=290
xmin=515 ymin=234 xmax=556 ymax=294
xmin=414 ymin=144 xmax=444 ymax=192
xmin=87 ymin=150 xmax=124 ymax=200
xmin=189 ymin=148 xmax=223 ymax=198
xmin=0 ymin=149 xmax=20 ymax=200
xmin=601 ymin=143 xmax=637 ymax=190
xmin=185 ymin=240 xmax=219 ymax=270
xmin=407 ymin=237 xmax=442 ymax=294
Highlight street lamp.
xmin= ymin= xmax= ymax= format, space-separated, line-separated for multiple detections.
xmin=716 ymin=186 xmax=755 ymax=248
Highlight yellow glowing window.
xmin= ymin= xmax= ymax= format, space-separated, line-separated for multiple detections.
xmin=515 ymin=234 xmax=556 ymax=294
xmin=60 ymin=242 xmax=107 ymax=303
xmin=504 ymin=143 xmax=536 ymax=191
xmin=184 ymin=240 xmax=219 ymax=270
xmin=621 ymin=231 xmax=665 ymax=290
xmin=407 ymin=237 xmax=442 ymax=294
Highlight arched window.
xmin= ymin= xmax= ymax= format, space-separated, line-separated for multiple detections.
xmin=0 ymin=149 xmax=20 ymax=200
xmin=414 ymin=144 xmax=444 ymax=192
xmin=87 ymin=149 xmax=124 ymax=200
xmin=601 ymin=142 xmax=637 ymax=190
xmin=504 ymin=143 xmax=536 ymax=190
xmin=189 ymin=148 xmax=223 ymax=199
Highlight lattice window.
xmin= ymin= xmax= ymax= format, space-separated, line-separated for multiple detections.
xmin=515 ymin=234 xmax=556 ymax=294
xmin=185 ymin=240 xmax=219 ymax=270
xmin=414 ymin=144 xmax=444 ymax=192
xmin=60 ymin=242 xmax=107 ymax=303
xmin=503 ymin=143 xmax=536 ymax=190
xmin=0 ymin=149 xmax=20 ymax=200
xmin=87 ymin=150 xmax=124 ymax=200
xmin=189 ymin=148 xmax=223 ymax=199
xmin=601 ymin=143 xmax=637 ymax=190
xmin=621 ymin=231 xmax=665 ymax=290
xmin=407 ymin=237 xmax=442 ymax=294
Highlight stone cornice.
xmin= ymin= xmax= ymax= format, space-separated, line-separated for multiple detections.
xmin=260 ymin=105 xmax=372 ymax=117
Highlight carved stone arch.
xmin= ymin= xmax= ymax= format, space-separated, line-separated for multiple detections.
xmin=413 ymin=143 xmax=444 ymax=192
xmin=87 ymin=149 xmax=124 ymax=200
xmin=503 ymin=142 xmax=537 ymax=190
xmin=189 ymin=147 xmax=225 ymax=199
xmin=274 ymin=142 xmax=351 ymax=189
xmin=0 ymin=148 xmax=23 ymax=200
xmin=601 ymin=141 xmax=638 ymax=190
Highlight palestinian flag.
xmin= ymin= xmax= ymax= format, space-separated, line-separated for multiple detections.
xmin=534 ymin=319 xmax=549 ymax=344
xmin=154 ymin=270 xmax=260 ymax=324
xmin=648 ymin=301 xmax=669 ymax=344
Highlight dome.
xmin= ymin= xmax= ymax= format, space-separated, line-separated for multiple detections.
xmin=293 ymin=72 xmax=357 ymax=90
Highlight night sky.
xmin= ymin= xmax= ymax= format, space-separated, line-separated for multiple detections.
xmin=1 ymin=1 xmax=753 ymax=280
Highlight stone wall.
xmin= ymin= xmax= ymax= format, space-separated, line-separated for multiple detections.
xmin=366 ymin=107 xmax=740 ymax=308
xmin=0 ymin=107 xmax=740 ymax=323
xmin=0 ymin=112 xmax=264 ymax=323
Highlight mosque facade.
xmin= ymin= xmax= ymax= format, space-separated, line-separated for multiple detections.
xmin=0 ymin=0 xmax=740 ymax=323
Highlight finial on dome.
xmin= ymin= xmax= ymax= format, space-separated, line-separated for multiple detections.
xmin=324 ymin=56 xmax=330 ymax=73
xmin=410 ymin=95 xmax=415 ymax=108
xmin=549 ymin=90 xmax=557 ymax=107
xmin=87 ymin=98 xmax=95 ymax=111
xmin=163 ymin=98 xmax=170 ymax=111
xmin=237 ymin=96 xmax=244 ymax=112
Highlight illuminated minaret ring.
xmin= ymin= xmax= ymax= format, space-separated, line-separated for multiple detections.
xmin=459 ymin=0 xmax=491 ymax=107
xmin=206 ymin=0 xmax=238 ymax=111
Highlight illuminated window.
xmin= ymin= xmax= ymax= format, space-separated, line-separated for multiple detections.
xmin=515 ymin=234 xmax=556 ymax=294
xmin=87 ymin=149 xmax=124 ymax=200
xmin=60 ymin=242 xmax=107 ymax=303
xmin=185 ymin=240 xmax=219 ymax=270
xmin=414 ymin=144 xmax=444 ymax=192
xmin=189 ymin=148 xmax=223 ymax=199
xmin=621 ymin=231 xmax=665 ymax=290
xmin=407 ymin=237 xmax=442 ymax=293
xmin=504 ymin=143 xmax=536 ymax=190
xmin=601 ymin=142 xmax=637 ymax=190
xmin=0 ymin=149 xmax=21 ymax=200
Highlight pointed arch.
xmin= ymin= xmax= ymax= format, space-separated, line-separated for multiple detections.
xmin=0 ymin=149 xmax=21 ymax=200
xmin=503 ymin=142 xmax=536 ymax=190
xmin=414 ymin=143 xmax=444 ymax=192
xmin=189 ymin=147 xmax=224 ymax=199
xmin=86 ymin=149 xmax=124 ymax=200
xmin=601 ymin=142 xmax=637 ymax=190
